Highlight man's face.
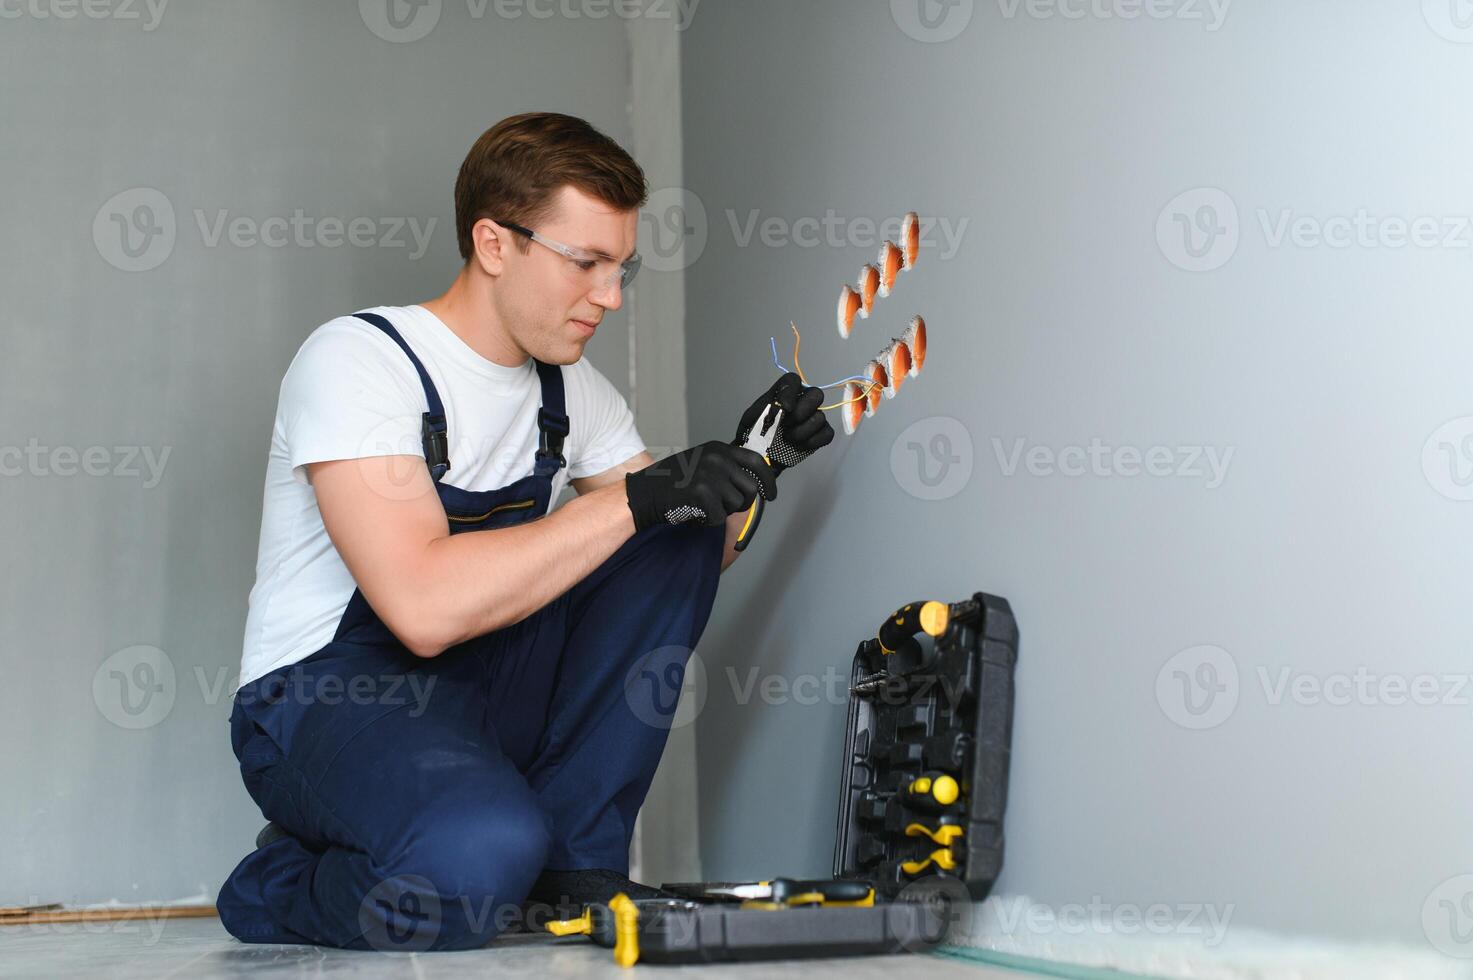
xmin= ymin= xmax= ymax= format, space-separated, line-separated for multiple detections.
xmin=492 ymin=185 xmax=639 ymax=366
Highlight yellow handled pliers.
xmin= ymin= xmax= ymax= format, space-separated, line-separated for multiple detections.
xmin=734 ymin=402 xmax=782 ymax=552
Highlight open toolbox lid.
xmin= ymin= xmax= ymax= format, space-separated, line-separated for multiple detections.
xmin=554 ymin=591 xmax=1019 ymax=965
xmin=832 ymin=592 xmax=1019 ymax=901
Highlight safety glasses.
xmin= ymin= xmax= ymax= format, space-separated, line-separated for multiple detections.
xmin=497 ymin=220 xmax=642 ymax=292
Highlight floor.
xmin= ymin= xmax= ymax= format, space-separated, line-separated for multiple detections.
xmin=0 ymin=916 xmax=1023 ymax=979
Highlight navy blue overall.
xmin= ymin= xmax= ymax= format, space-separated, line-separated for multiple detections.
xmin=217 ymin=312 xmax=724 ymax=951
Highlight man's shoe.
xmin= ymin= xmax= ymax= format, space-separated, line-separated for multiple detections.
xmin=254 ymin=822 xmax=289 ymax=849
xmin=523 ymin=869 xmax=679 ymax=929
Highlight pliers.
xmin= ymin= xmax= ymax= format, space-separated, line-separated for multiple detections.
xmin=700 ymin=878 xmax=875 ymax=907
xmin=733 ymin=402 xmax=783 ymax=553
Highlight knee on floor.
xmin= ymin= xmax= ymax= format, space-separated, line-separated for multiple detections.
xmin=380 ymin=797 xmax=550 ymax=949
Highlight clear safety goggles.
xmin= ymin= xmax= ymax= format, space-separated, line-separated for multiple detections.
xmin=498 ymin=220 xmax=642 ymax=292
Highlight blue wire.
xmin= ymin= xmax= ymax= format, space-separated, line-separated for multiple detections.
xmin=768 ymin=337 xmax=878 ymax=390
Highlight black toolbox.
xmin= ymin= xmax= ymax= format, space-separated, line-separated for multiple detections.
xmin=548 ymin=591 xmax=1019 ymax=966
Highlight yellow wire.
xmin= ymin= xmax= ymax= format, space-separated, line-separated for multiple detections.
xmin=820 ymin=379 xmax=879 ymax=412
xmin=787 ymin=320 xmax=881 ymax=412
xmin=790 ymin=322 xmax=808 ymax=385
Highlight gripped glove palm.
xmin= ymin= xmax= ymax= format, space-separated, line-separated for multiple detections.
xmin=733 ymin=372 xmax=835 ymax=476
xmin=625 ymin=441 xmax=777 ymax=531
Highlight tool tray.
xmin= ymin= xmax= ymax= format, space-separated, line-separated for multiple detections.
xmin=557 ymin=591 xmax=1018 ymax=965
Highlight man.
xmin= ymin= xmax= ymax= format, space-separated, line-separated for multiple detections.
xmin=216 ymin=112 xmax=833 ymax=951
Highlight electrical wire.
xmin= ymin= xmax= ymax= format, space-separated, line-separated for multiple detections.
xmin=768 ymin=323 xmax=879 ymax=411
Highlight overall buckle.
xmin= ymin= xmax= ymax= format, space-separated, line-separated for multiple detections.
xmin=422 ymin=412 xmax=450 ymax=480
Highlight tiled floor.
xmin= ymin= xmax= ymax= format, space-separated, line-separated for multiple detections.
xmin=0 ymin=915 xmax=1020 ymax=979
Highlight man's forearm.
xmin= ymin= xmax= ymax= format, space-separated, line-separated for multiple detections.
xmin=720 ymin=509 xmax=745 ymax=572
xmin=407 ymin=482 xmax=635 ymax=655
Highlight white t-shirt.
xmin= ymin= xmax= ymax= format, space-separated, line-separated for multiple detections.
xmin=238 ymin=304 xmax=646 ymax=689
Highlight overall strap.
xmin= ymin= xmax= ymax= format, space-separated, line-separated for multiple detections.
xmin=352 ymin=312 xmax=450 ymax=483
xmin=533 ymin=359 xmax=570 ymax=478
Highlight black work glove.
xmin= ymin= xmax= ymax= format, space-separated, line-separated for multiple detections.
xmin=625 ymin=441 xmax=777 ymax=531
xmin=732 ymin=373 xmax=835 ymax=477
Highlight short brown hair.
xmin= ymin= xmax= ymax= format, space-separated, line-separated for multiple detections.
xmin=453 ymin=112 xmax=648 ymax=262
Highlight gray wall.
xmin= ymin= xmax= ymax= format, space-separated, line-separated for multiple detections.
xmin=0 ymin=1 xmax=640 ymax=906
xmin=681 ymin=0 xmax=1471 ymax=944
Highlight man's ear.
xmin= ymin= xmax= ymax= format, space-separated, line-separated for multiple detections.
xmin=471 ymin=218 xmax=507 ymax=276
